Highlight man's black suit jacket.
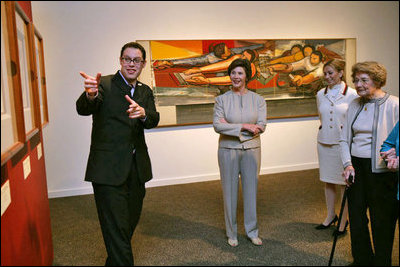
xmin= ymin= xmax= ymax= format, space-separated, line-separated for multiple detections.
xmin=76 ymin=71 xmax=160 ymax=185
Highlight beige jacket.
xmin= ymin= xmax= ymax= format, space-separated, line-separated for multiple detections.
xmin=213 ymin=90 xmax=267 ymax=149
xmin=339 ymin=93 xmax=399 ymax=173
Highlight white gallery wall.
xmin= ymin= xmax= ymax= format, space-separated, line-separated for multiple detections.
xmin=30 ymin=1 xmax=399 ymax=198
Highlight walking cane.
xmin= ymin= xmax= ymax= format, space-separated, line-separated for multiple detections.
xmin=328 ymin=175 xmax=353 ymax=266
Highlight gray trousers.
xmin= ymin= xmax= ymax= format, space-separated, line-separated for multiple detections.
xmin=218 ymin=147 xmax=261 ymax=239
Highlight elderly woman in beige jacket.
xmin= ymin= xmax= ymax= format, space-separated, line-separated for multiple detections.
xmin=213 ymin=58 xmax=266 ymax=247
xmin=340 ymin=61 xmax=398 ymax=266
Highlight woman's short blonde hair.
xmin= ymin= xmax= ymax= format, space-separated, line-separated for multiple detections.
xmin=351 ymin=61 xmax=387 ymax=88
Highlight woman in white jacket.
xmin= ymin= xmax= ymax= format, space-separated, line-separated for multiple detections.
xmin=315 ymin=59 xmax=358 ymax=236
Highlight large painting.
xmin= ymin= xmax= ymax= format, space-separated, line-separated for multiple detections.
xmin=137 ymin=39 xmax=356 ymax=126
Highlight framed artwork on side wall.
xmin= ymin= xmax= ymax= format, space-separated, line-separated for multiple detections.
xmin=137 ymin=39 xmax=356 ymax=127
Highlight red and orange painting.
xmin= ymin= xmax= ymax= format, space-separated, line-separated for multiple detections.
xmin=146 ymin=39 xmax=346 ymax=107
xmin=138 ymin=39 xmax=352 ymax=125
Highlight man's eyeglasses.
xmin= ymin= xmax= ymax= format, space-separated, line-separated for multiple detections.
xmin=121 ymin=57 xmax=144 ymax=65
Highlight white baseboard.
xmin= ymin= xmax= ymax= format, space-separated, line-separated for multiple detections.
xmin=146 ymin=162 xmax=319 ymax=188
xmin=48 ymin=162 xmax=318 ymax=198
xmin=260 ymin=162 xmax=318 ymax=175
xmin=145 ymin=173 xmax=220 ymax=188
xmin=48 ymin=187 xmax=94 ymax=199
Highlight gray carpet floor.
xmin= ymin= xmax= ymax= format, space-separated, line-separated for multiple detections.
xmin=49 ymin=169 xmax=399 ymax=266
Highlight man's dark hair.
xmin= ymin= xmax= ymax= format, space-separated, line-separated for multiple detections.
xmin=120 ymin=42 xmax=146 ymax=60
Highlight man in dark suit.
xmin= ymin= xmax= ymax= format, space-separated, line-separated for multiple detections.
xmin=76 ymin=42 xmax=159 ymax=266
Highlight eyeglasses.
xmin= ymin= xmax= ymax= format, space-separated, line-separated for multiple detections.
xmin=353 ymin=78 xmax=371 ymax=84
xmin=121 ymin=57 xmax=144 ymax=65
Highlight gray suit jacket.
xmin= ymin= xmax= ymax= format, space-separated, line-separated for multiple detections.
xmin=213 ymin=90 xmax=267 ymax=149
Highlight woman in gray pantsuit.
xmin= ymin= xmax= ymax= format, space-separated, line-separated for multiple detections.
xmin=213 ymin=58 xmax=266 ymax=247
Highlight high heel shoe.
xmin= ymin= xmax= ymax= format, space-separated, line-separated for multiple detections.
xmin=333 ymin=220 xmax=349 ymax=236
xmin=315 ymin=215 xmax=338 ymax=230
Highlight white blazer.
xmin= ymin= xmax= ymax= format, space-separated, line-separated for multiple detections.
xmin=317 ymin=81 xmax=358 ymax=145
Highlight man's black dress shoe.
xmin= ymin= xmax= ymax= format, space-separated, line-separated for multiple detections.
xmin=315 ymin=215 xmax=338 ymax=229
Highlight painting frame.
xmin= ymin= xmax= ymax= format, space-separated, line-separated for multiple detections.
xmin=137 ymin=38 xmax=356 ymax=127
xmin=15 ymin=2 xmax=40 ymax=139
xmin=34 ymin=26 xmax=49 ymax=128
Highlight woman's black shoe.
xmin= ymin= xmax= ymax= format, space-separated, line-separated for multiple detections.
xmin=315 ymin=215 xmax=338 ymax=229
xmin=333 ymin=220 xmax=348 ymax=236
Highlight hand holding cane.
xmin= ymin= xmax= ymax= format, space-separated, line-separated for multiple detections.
xmin=328 ymin=174 xmax=353 ymax=266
